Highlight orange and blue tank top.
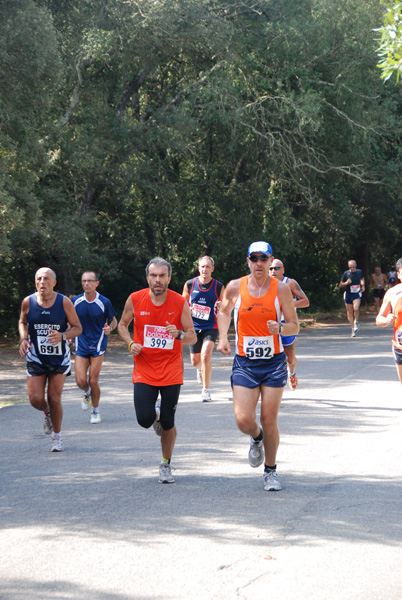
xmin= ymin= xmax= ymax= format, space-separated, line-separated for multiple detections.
xmin=391 ymin=286 xmax=402 ymax=350
xmin=130 ymin=288 xmax=186 ymax=385
xmin=233 ymin=276 xmax=283 ymax=358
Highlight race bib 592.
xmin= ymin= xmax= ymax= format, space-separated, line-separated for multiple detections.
xmin=243 ymin=336 xmax=274 ymax=360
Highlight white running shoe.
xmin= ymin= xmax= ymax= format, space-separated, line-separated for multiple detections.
xmin=51 ymin=434 xmax=64 ymax=452
xmin=354 ymin=321 xmax=360 ymax=332
xmin=248 ymin=432 xmax=264 ymax=468
xmin=159 ymin=463 xmax=174 ymax=483
xmin=43 ymin=412 xmax=53 ymax=435
xmin=81 ymin=392 xmax=92 ymax=411
xmin=196 ymin=369 xmax=202 ymax=384
xmin=201 ymin=389 xmax=212 ymax=402
xmin=153 ymin=401 xmax=162 ymax=436
xmin=351 ymin=330 xmax=356 ymax=338
xmin=263 ymin=470 xmax=282 ymax=491
xmin=90 ymin=412 xmax=101 ymax=424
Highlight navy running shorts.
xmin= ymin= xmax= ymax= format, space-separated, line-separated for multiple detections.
xmin=26 ymin=362 xmax=71 ymax=377
xmin=231 ymin=352 xmax=288 ymax=389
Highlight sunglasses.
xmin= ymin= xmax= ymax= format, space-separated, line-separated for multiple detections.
xmin=249 ymin=254 xmax=269 ymax=262
xmin=269 ymin=266 xmax=282 ymax=271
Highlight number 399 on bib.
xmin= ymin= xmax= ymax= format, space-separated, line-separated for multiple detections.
xmin=143 ymin=325 xmax=175 ymax=350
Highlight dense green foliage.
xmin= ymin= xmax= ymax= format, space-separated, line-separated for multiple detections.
xmin=2 ymin=0 xmax=402 ymax=334
xmin=376 ymin=1 xmax=402 ymax=81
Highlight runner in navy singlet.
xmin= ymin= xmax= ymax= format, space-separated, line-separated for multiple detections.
xmin=182 ymin=256 xmax=224 ymax=402
xmin=339 ymin=259 xmax=365 ymax=338
xmin=18 ymin=267 xmax=82 ymax=452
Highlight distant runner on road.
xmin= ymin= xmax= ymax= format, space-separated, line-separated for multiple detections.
xmin=18 ymin=267 xmax=82 ymax=452
xmin=217 ymin=241 xmax=299 ymax=492
xmin=339 ymin=260 xmax=365 ymax=338
xmin=376 ymin=258 xmax=402 ymax=387
xmin=369 ymin=266 xmax=387 ymax=315
xmin=269 ymin=258 xmax=309 ymax=390
xmin=182 ymin=255 xmax=224 ymax=402
xmin=118 ymin=257 xmax=196 ymax=484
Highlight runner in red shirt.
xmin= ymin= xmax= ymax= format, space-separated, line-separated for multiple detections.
xmin=118 ymin=257 xmax=196 ymax=484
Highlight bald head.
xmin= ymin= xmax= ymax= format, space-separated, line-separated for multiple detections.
xmin=35 ymin=267 xmax=56 ymax=281
xmin=270 ymin=259 xmax=285 ymax=280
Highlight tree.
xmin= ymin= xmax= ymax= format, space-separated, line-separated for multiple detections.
xmin=376 ymin=1 xmax=402 ymax=81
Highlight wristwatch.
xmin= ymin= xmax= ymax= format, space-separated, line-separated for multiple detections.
xmin=278 ymin=323 xmax=283 ymax=334
xmin=177 ymin=330 xmax=184 ymax=341
xmin=62 ymin=333 xmax=67 ymax=341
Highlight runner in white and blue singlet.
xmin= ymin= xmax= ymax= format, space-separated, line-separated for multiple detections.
xmin=72 ymin=271 xmax=118 ymax=423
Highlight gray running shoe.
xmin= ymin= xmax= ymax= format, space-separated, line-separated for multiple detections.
xmin=51 ymin=435 xmax=64 ymax=452
xmin=43 ymin=412 xmax=53 ymax=435
xmin=248 ymin=433 xmax=264 ymax=468
xmin=159 ymin=463 xmax=174 ymax=484
xmin=153 ymin=402 xmax=162 ymax=436
xmin=263 ymin=470 xmax=282 ymax=491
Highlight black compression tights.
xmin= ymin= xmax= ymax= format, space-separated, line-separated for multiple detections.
xmin=133 ymin=382 xmax=181 ymax=430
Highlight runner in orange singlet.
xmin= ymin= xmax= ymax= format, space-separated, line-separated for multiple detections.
xmin=217 ymin=242 xmax=299 ymax=491
xmin=376 ymin=257 xmax=402 ymax=386
xmin=118 ymin=257 xmax=196 ymax=484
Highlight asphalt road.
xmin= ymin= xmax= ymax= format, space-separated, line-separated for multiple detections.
xmin=1 ymin=316 xmax=402 ymax=600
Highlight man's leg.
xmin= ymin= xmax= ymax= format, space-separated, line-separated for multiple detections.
xmin=353 ymin=298 xmax=361 ymax=323
xmin=284 ymin=342 xmax=297 ymax=375
xmin=158 ymin=384 xmax=180 ymax=484
xmin=260 ymin=385 xmax=284 ymax=467
xmin=395 ymin=363 xmax=402 ymax=385
xmin=74 ymin=355 xmax=90 ymax=393
xmin=284 ymin=342 xmax=298 ymax=389
xmin=232 ymin=385 xmax=261 ymax=438
xmin=190 ymin=352 xmax=201 ymax=370
xmin=161 ymin=427 xmax=177 ymax=461
xmin=87 ymin=355 xmax=105 ymax=409
xmin=27 ymin=374 xmax=49 ymax=412
xmin=345 ymin=302 xmax=354 ymax=329
xmin=200 ymin=339 xmax=215 ymax=389
xmin=46 ymin=373 xmax=67 ymax=434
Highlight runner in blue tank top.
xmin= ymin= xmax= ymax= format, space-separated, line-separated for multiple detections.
xmin=18 ymin=267 xmax=82 ymax=452
xmin=72 ymin=271 xmax=117 ymax=424
xmin=182 ymin=256 xmax=224 ymax=402
xmin=339 ymin=259 xmax=365 ymax=338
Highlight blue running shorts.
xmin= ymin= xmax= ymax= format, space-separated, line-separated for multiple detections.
xmin=231 ymin=352 xmax=288 ymax=389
